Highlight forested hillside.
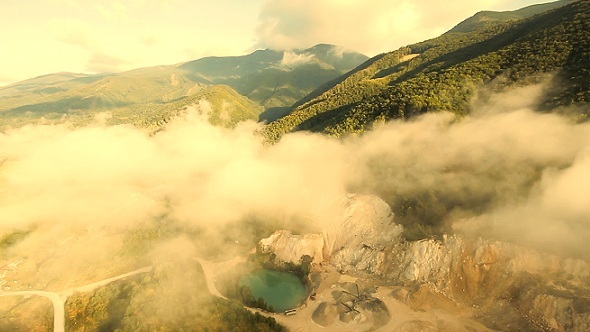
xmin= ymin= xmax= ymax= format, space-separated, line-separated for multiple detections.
xmin=0 ymin=83 xmax=263 ymax=132
xmin=180 ymin=44 xmax=368 ymax=113
xmin=262 ymin=0 xmax=590 ymax=141
xmin=446 ymin=0 xmax=575 ymax=33
xmin=0 ymin=44 xmax=366 ymax=130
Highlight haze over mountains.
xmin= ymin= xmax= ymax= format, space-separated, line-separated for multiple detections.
xmin=180 ymin=44 xmax=368 ymax=110
xmin=4 ymin=0 xmax=585 ymax=139
xmin=1 ymin=1 xmax=590 ymax=331
xmin=0 ymin=44 xmax=368 ymax=130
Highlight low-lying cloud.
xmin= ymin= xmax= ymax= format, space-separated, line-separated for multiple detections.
xmin=86 ymin=51 xmax=127 ymax=73
xmin=1 ymin=81 xmax=590 ymax=273
xmin=0 ymin=112 xmax=351 ymax=234
xmin=351 ymin=84 xmax=590 ymax=257
xmin=279 ymin=51 xmax=316 ymax=68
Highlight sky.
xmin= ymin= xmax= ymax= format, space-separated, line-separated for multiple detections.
xmin=0 ymin=0 xmax=550 ymax=86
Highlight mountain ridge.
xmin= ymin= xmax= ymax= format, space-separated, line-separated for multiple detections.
xmin=0 ymin=44 xmax=368 ymax=130
xmin=179 ymin=44 xmax=368 ymax=110
xmin=261 ymin=0 xmax=589 ymax=141
xmin=446 ymin=0 xmax=576 ymax=33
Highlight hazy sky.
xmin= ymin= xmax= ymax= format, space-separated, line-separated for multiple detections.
xmin=1 ymin=0 xmax=549 ymax=86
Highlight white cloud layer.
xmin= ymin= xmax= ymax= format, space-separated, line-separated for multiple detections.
xmin=280 ymin=51 xmax=316 ymax=68
xmin=1 ymin=81 xmax=590 ymax=260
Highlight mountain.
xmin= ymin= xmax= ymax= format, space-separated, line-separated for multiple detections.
xmin=179 ymin=44 xmax=369 ymax=116
xmin=123 ymin=85 xmax=264 ymax=133
xmin=0 ymin=72 xmax=108 ymax=112
xmin=447 ymin=0 xmax=576 ymax=33
xmin=0 ymin=44 xmax=367 ymax=129
xmin=262 ymin=0 xmax=589 ymax=141
xmin=0 ymin=66 xmax=263 ymax=130
xmin=0 ymin=67 xmax=194 ymax=113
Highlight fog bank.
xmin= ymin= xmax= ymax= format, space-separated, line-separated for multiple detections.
xmin=1 ymin=84 xmax=590 ymax=264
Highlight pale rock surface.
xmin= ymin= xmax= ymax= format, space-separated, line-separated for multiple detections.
xmin=384 ymin=236 xmax=590 ymax=331
xmin=259 ymin=194 xmax=403 ymax=275
xmin=259 ymin=194 xmax=590 ymax=330
xmin=259 ymin=231 xmax=325 ymax=264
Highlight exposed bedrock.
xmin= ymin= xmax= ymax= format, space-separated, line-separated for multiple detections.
xmin=259 ymin=194 xmax=590 ymax=331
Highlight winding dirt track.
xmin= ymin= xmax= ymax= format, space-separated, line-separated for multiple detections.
xmin=0 ymin=265 xmax=152 ymax=332
xmin=0 ymin=291 xmax=65 ymax=332
xmin=193 ymin=257 xmax=228 ymax=299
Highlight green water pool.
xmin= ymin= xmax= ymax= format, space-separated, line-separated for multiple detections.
xmin=239 ymin=269 xmax=307 ymax=312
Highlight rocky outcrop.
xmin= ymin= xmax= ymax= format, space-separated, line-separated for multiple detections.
xmin=326 ymin=194 xmax=403 ymax=276
xmin=384 ymin=236 xmax=590 ymax=331
xmin=258 ymin=194 xmax=403 ymax=275
xmin=259 ymin=231 xmax=325 ymax=264
xmin=259 ymin=194 xmax=590 ymax=331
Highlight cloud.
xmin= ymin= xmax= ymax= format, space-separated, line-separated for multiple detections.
xmin=50 ymin=17 xmax=95 ymax=48
xmin=140 ymin=34 xmax=159 ymax=47
xmin=93 ymin=1 xmax=129 ymax=21
xmin=454 ymin=149 xmax=590 ymax=258
xmin=0 ymin=111 xmax=351 ymax=234
xmin=348 ymin=83 xmax=590 ymax=257
xmin=45 ymin=0 xmax=81 ymax=8
xmin=1 ymin=80 xmax=590 ymax=296
xmin=327 ymin=45 xmax=351 ymax=59
xmin=86 ymin=52 xmax=127 ymax=73
xmin=279 ymin=51 xmax=316 ymax=68
xmin=255 ymin=0 xmax=536 ymax=55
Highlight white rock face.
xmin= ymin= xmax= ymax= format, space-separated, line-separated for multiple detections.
xmin=322 ymin=194 xmax=399 ymax=254
xmin=386 ymin=235 xmax=590 ymax=285
xmin=259 ymin=194 xmax=403 ymax=275
xmin=383 ymin=236 xmax=590 ymax=330
xmin=258 ymin=194 xmax=590 ymax=330
xmin=259 ymin=231 xmax=325 ymax=264
xmin=326 ymin=194 xmax=402 ymax=275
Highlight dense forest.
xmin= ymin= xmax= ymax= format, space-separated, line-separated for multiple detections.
xmin=262 ymin=0 xmax=590 ymax=141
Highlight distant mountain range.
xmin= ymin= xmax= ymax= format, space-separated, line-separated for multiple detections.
xmin=446 ymin=0 xmax=576 ymax=33
xmin=262 ymin=0 xmax=589 ymax=140
xmin=1 ymin=0 xmax=588 ymax=137
xmin=0 ymin=44 xmax=368 ymax=129
xmin=180 ymin=44 xmax=368 ymax=113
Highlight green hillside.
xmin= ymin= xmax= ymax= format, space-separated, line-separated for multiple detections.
xmin=0 ymin=44 xmax=366 ymax=129
xmin=0 ymin=72 xmax=108 ymax=112
xmin=262 ymin=0 xmax=589 ymax=141
xmin=0 ymin=66 xmax=203 ymax=114
xmin=0 ymin=83 xmax=263 ymax=131
xmin=447 ymin=0 xmax=576 ymax=33
xmin=0 ymin=64 xmax=262 ymax=130
xmin=120 ymin=85 xmax=264 ymax=132
xmin=180 ymin=44 xmax=369 ymax=111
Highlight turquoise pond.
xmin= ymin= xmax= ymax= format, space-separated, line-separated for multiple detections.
xmin=239 ymin=269 xmax=307 ymax=312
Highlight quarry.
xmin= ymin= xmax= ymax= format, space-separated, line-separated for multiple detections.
xmin=255 ymin=194 xmax=590 ymax=331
